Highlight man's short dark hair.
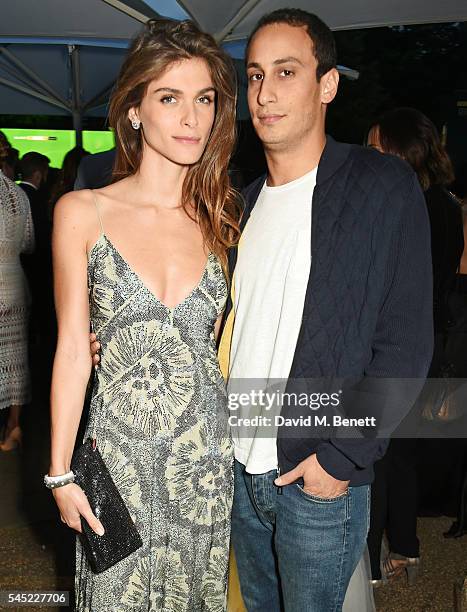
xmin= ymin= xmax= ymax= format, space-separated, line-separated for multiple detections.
xmin=19 ymin=152 xmax=50 ymax=180
xmin=246 ymin=8 xmax=337 ymax=81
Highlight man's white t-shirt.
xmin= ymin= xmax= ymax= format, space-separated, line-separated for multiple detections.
xmin=228 ymin=167 xmax=317 ymax=474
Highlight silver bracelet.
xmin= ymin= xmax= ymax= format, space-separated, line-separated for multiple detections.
xmin=44 ymin=470 xmax=75 ymax=489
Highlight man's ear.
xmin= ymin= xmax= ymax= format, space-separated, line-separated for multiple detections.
xmin=320 ymin=68 xmax=339 ymax=104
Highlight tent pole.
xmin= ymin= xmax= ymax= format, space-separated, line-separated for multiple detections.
xmin=72 ymin=109 xmax=83 ymax=147
xmin=215 ymin=0 xmax=262 ymax=42
xmin=101 ymin=0 xmax=156 ymax=23
xmin=169 ymin=0 xmax=201 ymax=27
xmin=69 ymin=44 xmax=82 ymax=147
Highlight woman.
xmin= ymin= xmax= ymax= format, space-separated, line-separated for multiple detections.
xmin=48 ymin=146 xmax=90 ymax=217
xmin=0 ymin=138 xmax=35 ymax=450
xmin=47 ymin=19 xmax=240 ymax=610
xmin=0 ymin=132 xmax=18 ymax=181
xmin=366 ymin=107 xmax=464 ymax=584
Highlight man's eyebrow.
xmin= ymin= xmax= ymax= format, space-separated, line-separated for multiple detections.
xmin=153 ymin=87 xmax=216 ymax=95
xmin=246 ymin=57 xmax=304 ymax=70
xmin=246 ymin=61 xmax=262 ymax=70
xmin=273 ymin=56 xmax=304 ymax=66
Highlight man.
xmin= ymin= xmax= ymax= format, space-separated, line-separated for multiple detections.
xmin=219 ymin=9 xmax=432 ymax=612
xmin=91 ymin=9 xmax=433 ymax=610
xmin=19 ymin=152 xmax=54 ymax=390
xmin=19 ymin=152 xmax=50 ymax=253
xmin=74 ymin=148 xmax=115 ymax=190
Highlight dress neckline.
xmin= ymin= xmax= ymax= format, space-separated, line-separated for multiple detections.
xmin=88 ymin=233 xmax=213 ymax=312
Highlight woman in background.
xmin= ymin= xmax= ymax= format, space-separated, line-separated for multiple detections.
xmin=48 ymin=146 xmax=90 ymax=217
xmin=366 ymin=107 xmax=464 ymax=584
xmin=0 ymin=137 xmax=35 ymax=450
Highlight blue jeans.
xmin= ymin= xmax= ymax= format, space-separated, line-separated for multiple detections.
xmin=231 ymin=459 xmax=370 ymax=612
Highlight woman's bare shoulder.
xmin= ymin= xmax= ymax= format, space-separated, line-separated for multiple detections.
xmin=53 ymin=189 xmax=97 ymax=234
xmin=54 ymin=188 xmax=95 ymax=212
xmin=92 ymin=176 xmax=132 ymax=205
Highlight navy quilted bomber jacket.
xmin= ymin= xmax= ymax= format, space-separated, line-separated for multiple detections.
xmin=224 ymin=136 xmax=434 ymax=486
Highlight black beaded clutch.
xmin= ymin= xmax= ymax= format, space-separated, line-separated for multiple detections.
xmin=71 ymin=437 xmax=143 ymax=573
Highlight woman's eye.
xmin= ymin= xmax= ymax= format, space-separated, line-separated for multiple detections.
xmin=161 ymin=95 xmax=176 ymax=104
xmin=249 ymin=73 xmax=263 ymax=82
xmin=197 ymin=96 xmax=213 ymax=104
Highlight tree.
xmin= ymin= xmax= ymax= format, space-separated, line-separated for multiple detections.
xmin=328 ymin=22 xmax=467 ymax=143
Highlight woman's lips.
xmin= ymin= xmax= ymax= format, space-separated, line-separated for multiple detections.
xmin=173 ymin=136 xmax=201 ymax=144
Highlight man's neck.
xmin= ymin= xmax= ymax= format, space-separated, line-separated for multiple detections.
xmin=264 ymin=132 xmax=326 ymax=187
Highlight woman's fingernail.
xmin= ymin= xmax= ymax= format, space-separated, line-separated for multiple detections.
xmin=275 ymin=478 xmax=282 ymax=486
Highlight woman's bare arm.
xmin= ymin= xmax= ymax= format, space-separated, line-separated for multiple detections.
xmin=49 ymin=191 xmax=92 ymax=475
xmin=48 ymin=191 xmax=104 ymax=535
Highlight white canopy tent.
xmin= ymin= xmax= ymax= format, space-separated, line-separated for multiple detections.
xmin=175 ymin=0 xmax=467 ymax=41
xmin=3 ymin=0 xmax=466 ymax=43
xmin=0 ymin=0 xmax=162 ymax=140
xmin=1 ymin=0 xmax=467 ymax=138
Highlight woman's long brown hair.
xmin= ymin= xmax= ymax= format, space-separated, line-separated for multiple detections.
xmin=0 ymin=132 xmax=9 ymax=165
xmin=371 ymin=107 xmax=454 ymax=191
xmin=108 ymin=18 xmax=241 ymax=273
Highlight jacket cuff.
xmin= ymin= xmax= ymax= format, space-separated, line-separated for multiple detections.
xmin=316 ymin=442 xmax=356 ymax=481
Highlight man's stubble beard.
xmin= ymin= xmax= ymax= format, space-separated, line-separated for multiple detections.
xmin=259 ymin=123 xmax=314 ymax=156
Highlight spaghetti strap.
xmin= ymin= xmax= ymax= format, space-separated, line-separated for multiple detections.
xmin=91 ymin=189 xmax=105 ymax=235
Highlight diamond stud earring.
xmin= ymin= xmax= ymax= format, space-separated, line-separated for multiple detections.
xmin=131 ymin=119 xmax=141 ymax=130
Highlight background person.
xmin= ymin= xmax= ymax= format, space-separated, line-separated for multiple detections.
xmin=18 ymin=152 xmax=55 ymax=394
xmin=49 ymin=146 xmax=90 ymax=216
xmin=366 ymin=107 xmax=464 ymax=584
xmin=0 ymin=137 xmax=35 ymax=451
xmin=18 ymin=152 xmax=51 ymax=253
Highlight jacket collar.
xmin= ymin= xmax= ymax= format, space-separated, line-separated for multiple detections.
xmin=316 ymin=135 xmax=352 ymax=186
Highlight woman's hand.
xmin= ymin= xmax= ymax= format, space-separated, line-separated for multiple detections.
xmin=53 ymin=483 xmax=105 ymax=536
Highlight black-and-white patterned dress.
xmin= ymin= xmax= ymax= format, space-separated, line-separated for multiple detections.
xmin=75 ymin=199 xmax=233 ymax=611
